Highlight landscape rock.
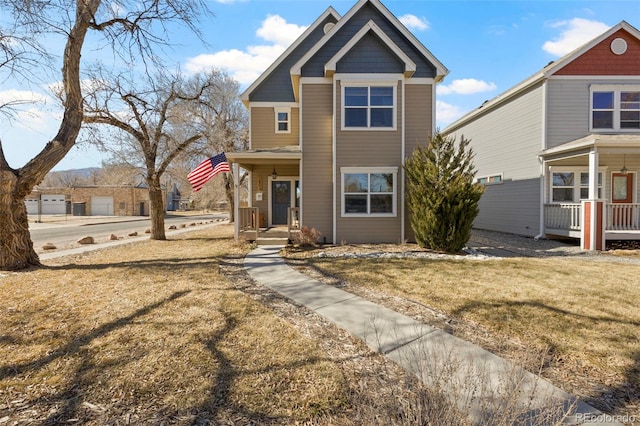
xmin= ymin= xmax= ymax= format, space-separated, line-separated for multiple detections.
xmin=168 ymin=225 xmax=177 ymax=230
xmin=77 ymin=236 xmax=94 ymax=245
xmin=180 ymin=224 xmax=186 ymax=228
xmin=42 ymin=243 xmax=57 ymax=250
xmin=109 ymin=234 xmax=118 ymax=240
xmin=128 ymin=231 xmax=138 ymax=237
xmin=145 ymin=228 xmax=151 ymax=234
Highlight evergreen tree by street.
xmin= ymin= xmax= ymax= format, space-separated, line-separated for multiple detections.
xmin=404 ymin=131 xmax=484 ymax=253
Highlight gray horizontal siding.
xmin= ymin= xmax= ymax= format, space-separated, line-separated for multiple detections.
xmin=546 ymin=78 xmax=640 ymax=149
xmin=546 ymin=80 xmax=590 ymax=148
xmin=449 ymin=82 xmax=544 ymax=181
xmin=475 ymin=179 xmax=541 ymax=237
xmin=336 ymin=33 xmax=405 ymax=74
xmin=444 ymin=82 xmax=544 ymax=237
xmin=302 ymin=2 xmax=436 ymax=78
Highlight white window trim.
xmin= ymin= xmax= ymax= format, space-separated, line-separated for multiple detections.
xmin=548 ymin=166 xmax=605 ymax=204
xmin=476 ymin=173 xmax=503 ymax=186
xmin=274 ymin=107 xmax=291 ymax=134
xmin=590 ymin=84 xmax=640 ymax=132
xmin=341 ymin=82 xmax=397 ymax=131
xmin=340 ymin=167 xmax=398 ymax=217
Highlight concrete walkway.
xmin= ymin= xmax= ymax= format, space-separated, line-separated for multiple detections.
xmin=245 ymin=245 xmax=620 ymax=425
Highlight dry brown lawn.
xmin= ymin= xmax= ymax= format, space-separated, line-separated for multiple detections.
xmin=0 ymin=225 xmax=353 ymax=425
xmin=1 ymin=225 xmax=476 ymax=425
xmin=287 ymin=248 xmax=640 ymax=418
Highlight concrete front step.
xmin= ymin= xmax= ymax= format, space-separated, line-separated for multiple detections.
xmin=256 ymin=237 xmax=289 ymax=246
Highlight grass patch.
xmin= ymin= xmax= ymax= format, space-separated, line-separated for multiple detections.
xmin=0 ymin=225 xmax=348 ymax=424
xmin=298 ymin=254 xmax=640 ymax=417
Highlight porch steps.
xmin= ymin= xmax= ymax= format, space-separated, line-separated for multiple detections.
xmin=255 ymin=227 xmax=292 ymax=246
xmin=256 ymin=237 xmax=290 ymax=246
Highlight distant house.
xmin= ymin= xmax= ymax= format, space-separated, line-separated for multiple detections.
xmin=444 ymin=21 xmax=640 ymax=250
xmin=226 ymin=0 xmax=448 ymax=243
xmin=27 ymin=184 xmax=154 ymax=216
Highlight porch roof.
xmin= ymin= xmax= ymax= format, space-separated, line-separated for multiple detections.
xmin=540 ymin=133 xmax=640 ymax=160
xmin=225 ymin=146 xmax=301 ymax=167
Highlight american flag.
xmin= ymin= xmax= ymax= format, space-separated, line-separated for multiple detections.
xmin=187 ymin=152 xmax=230 ymax=192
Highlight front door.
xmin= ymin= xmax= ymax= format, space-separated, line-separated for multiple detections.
xmin=611 ymin=173 xmax=634 ymax=227
xmin=272 ymin=181 xmax=291 ymax=225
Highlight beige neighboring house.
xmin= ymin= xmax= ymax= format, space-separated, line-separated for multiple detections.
xmin=27 ymin=185 xmax=153 ymax=216
xmin=226 ymin=0 xmax=448 ymax=243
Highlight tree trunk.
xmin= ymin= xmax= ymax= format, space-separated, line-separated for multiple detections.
xmin=224 ymin=173 xmax=234 ymax=223
xmin=148 ymin=177 xmax=166 ymax=240
xmin=0 ymin=172 xmax=40 ymax=270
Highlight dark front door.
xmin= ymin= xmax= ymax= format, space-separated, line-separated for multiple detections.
xmin=272 ymin=181 xmax=291 ymax=225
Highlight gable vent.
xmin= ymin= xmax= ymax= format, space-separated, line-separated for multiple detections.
xmin=323 ymin=22 xmax=335 ymax=34
xmin=611 ymin=38 xmax=628 ymax=55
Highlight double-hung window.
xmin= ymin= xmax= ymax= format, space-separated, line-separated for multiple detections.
xmin=591 ymin=85 xmax=640 ymax=131
xmin=343 ymin=85 xmax=395 ymax=129
xmin=341 ymin=167 xmax=397 ymax=216
xmin=551 ymin=170 xmax=602 ymax=202
xmin=274 ymin=107 xmax=290 ymax=133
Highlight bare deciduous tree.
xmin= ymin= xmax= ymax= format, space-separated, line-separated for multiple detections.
xmin=0 ymin=0 xmax=211 ymax=271
xmin=83 ymin=70 xmax=225 ymax=240
xmin=189 ymin=72 xmax=249 ymax=221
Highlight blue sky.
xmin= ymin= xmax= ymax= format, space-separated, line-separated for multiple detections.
xmin=1 ymin=0 xmax=638 ymax=171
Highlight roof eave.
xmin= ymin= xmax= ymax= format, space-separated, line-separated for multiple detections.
xmin=241 ymin=6 xmax=341 ymax=106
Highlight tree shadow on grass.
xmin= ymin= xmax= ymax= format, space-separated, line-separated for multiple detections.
xmin=190 ymin=307 xmax=367 ymax=425
xmin=451 ymin=299 xmax=640 ymax=328
xmin=42 ymin=255 xmax=242 ymax=272
xmin=0 ymin=290 xmax=190 ymax=381
xmin=451 ymin=299 xmax=640 ymax=417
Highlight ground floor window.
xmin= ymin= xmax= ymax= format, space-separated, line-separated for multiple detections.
xmin=341 ymin=167 xmax=397 ymax=216
xmin=551 ymin=170 xmax=602 ymax=202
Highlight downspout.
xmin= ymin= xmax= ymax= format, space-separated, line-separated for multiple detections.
xmin=535 ymin=156 xmax=545 ymax=241
xmin=332 ymin=76 xmax=337 ymax=244
xmin=534 ymin=79 xmax=548 ymax=240
xmin=400 ymin=79 xmax=406 ymax=243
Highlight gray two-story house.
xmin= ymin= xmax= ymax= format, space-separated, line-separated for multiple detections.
xmin=445 ymin=21 xmax=640 ymax=250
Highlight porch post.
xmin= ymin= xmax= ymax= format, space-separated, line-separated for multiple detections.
xmin=582 ymin=151 xmax=605 ymax=250
xmin=233 ymin=162 xmax=240 ymax=241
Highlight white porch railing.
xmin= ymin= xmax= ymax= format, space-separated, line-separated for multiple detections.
xmin=238 ymin=207 xmax=259 ymax=239
xmin=287 ymin=207 xmax=300 ymax=240
xmin=606 ymin=203 xmax=640 ymax=231
xmin=544 ymin=203 xmax=582 ymax=230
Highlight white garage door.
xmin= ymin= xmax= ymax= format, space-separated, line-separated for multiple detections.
xmin=41 ymin=195 xmax=66 ymax=214
xmin=25 ymin=199 xmax=39 ymax=215
xmin=91 ymin=196 xmax=114 ymax=216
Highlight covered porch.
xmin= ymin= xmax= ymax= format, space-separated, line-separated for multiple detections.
xmin=226 ymin=147 xmax=301 ymax=243
xmin=540 ymin=134 xmax=640 ymax=250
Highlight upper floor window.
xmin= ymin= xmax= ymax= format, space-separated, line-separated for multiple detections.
xmin=591 ymin=85 xmax=640 ymax=131
xmin=274 ymin=107 xmax=290 ymax=134
xmin=343 ymin=85 xmax=395 ymax=130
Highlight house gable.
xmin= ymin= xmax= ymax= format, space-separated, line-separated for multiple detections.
xmin=296 ymin=0 xmax=444 ymax=81
xmin=326 ymin=20 xmax=416 ymax=77
xmin=552 ymin=28 xmax=640 ymax=76
xmin=242 ymin=9 xmax=340 ymax=105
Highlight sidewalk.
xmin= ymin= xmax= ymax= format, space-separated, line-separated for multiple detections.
xmin=244 ymin=245 xmax=620 ymax=425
